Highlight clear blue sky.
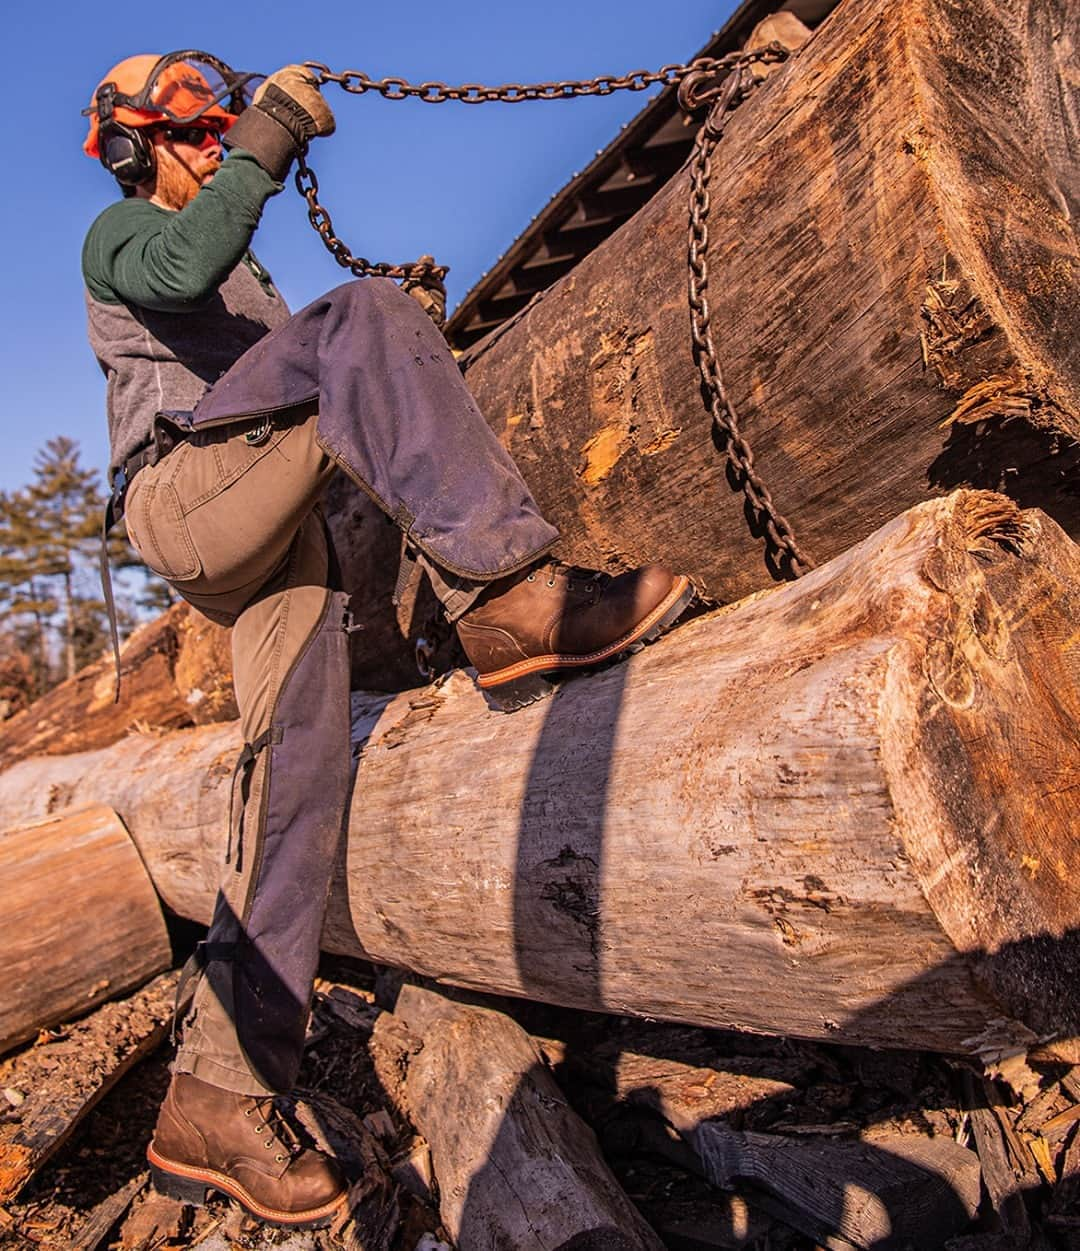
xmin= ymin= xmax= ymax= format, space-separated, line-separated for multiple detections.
xmin=3 ymin=0 xmax=738 ymax=493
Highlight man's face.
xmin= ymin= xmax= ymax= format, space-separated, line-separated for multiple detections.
xmin=145 ymin=124 xmax=223 ymax=210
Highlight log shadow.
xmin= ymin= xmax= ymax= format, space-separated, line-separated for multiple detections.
xmin=446 ymin=933 xmax=1077 ymax=1248
xmin=510 ymin=659 xmax=631 ymax=1005
xmin=454 ymin=660 xmax=639 ymax=1246
xmin=451 ymin=628 xmax=1079 ymax=1248
xmin=927 ymin=419 xmax=1080 ymax=542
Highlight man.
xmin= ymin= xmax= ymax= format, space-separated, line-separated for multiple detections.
xmin=82 ymin=52 xmax=693 ymax=1227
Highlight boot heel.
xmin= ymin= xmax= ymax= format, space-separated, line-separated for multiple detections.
xmin=482 ymin=672 xmax=554 ymax=713
xmin=150 ymin=1163 xmax=210 ymax=1206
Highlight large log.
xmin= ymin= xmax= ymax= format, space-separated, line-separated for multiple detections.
xmin=0 ymin=492 xmax=1076 ymax=1056
xmin=0 ymin=807 xmax=172 ymax=1056
xmin=328 ymin=0 xmax=1080 ymax=687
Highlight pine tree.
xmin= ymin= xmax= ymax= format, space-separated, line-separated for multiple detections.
xmin=0 ymin=439 xmax=172 ymax=698
xmin=0 ymin=490 xmax=58 ymax=695
xmin=23 ymin=438 xmax=106 ymax=681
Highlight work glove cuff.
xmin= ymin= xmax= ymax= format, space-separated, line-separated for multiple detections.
xmin=223 ymin=105 xmax=300 ymax=181
xmin=253 ymin=82 xmax=324 ymax=145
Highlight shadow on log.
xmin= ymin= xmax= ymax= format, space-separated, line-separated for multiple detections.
xmin=379 ymin=983 xmax=666 ymax=1250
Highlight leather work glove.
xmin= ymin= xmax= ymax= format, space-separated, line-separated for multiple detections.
xmin=402 ymin=257 xmax=448 ymax=328
xmin=224 ymin=64 xmax=336 ymax=181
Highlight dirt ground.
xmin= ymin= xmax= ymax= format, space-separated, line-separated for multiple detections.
xmin=1 ymin=951 xmax=1077 ymax=1251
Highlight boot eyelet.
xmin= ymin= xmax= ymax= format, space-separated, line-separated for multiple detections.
xmin=264 ymin=1140 xmax=274 ymax=1149
xmin=254 ymin=1125 xmax=264 ymax=1134
xmin=526 ymin=572 xmax=535 ymax=581
xmin=546 ymin=578 xmax=556 ymax=588
xmin=243 ymin=1108 xmax=253 ymax=1117
xmin=275 ymin=1153 xmax=286 ymax=1162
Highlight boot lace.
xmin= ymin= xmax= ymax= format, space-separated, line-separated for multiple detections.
xmin=244 ymin=1096 xmax=304 ymax=1164
xmin=527 ymin=559 xmax=611 ymax=592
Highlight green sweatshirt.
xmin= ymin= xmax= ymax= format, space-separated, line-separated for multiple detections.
xmin=82 ymin=150 xmax=292 ymax=471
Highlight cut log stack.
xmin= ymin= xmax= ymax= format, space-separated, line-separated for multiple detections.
xmin=0 ymin=601 xmax=235 ymax=774
xmin=2 ymin=492 xmax=1077 ymax=1060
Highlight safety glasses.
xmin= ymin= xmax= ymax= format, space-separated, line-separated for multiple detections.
xmin=155 ymin=124 xmax=222 ymax=147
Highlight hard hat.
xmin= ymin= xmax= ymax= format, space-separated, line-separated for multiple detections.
xmin=83 ymin=51 xmax=252 ymax=159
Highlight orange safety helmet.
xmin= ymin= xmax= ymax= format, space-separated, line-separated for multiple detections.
xmin=83 ymin=51 xmax=251 ymax=160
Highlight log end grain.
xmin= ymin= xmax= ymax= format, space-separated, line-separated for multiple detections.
xmin=0 ymin=806 xmax=172 ymax=1057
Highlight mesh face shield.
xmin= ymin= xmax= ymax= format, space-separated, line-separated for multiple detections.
xmin=83 ymin=51 xmax=262 ymax=139
xmin=114 ymin=51 xmax=260 ymax=123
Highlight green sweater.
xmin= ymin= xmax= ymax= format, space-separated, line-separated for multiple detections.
xmin=83 ymin=150 xmax=291 ymax=470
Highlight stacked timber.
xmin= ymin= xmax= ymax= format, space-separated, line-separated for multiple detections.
xmin=2 ymin=492 xmax=1077 ymax=1059
xmin=0 ymin=602 xmax=235 ymax=773
xmin=329 ymin=0 xmax=1080 ymax=687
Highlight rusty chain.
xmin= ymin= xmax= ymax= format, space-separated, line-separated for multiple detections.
xmin=680 ymin=48 xmax=815 ymax=577
xmin=295 ymin=45 xmax=813 ymax=597
xmin=293 ymin=52 xmax=778 ymax=319
xmin=302 ymin=59 xmax=694 ymax=103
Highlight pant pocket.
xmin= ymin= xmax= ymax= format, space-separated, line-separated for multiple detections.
xmin=124 ymin=454 xmax=203 ymax=583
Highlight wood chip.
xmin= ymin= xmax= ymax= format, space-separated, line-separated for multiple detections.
xmin=1041 ymin=1103 xmax=1080 ymax=1142
xmin=62 ymin=1171 xmax=146 ymax=1251
xmin=116 ymin=1185 xmax=185 ymax=1250
xmin=1014 ymin=1083 xmax=1065 ymax=1133
xmin=961 ymin=1071 xmax=1029 ymax=1233
xmin=390 ymin=1137 xmax=434 ymax=1203
xmin=323 ymin=986 xmax=380 ymax=1034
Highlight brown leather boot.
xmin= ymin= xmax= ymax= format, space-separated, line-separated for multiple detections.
xmin=147 ymin=1074 xmax=347 ymax=1228
xmin=456 ymin=559 xmax=694 ymax=710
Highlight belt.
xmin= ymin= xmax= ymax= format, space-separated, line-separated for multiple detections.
xmin=99 ymin=425 xmax=189 ymax=702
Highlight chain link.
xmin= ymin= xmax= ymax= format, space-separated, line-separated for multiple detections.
xmin=291 ymin=52 xmax=775 ymax=328
xmin=293 ymin=152 xmax=450 ymax=318
xmin=303 ymin=59 xmax=714 ymax=104
xmin=681 ymin=47 xmax=815 ymax=578
xmin=295 ymin=45 xmax=813 ymax=591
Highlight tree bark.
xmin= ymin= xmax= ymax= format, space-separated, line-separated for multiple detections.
xmin=1 ymin=492 xmax=1076 ymax=1057
xmin=0 ymin=807 xmax=172 ymax=1057
xmin=328 ymin=0 xmax=1080 ymax=687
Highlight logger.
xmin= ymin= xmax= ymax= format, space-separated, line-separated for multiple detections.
xmin=80 ymin=44 xmax=691 ymax=1231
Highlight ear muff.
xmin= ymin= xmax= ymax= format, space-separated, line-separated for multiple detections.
xmin=98 ymin=118 xmax=156 ymax=186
